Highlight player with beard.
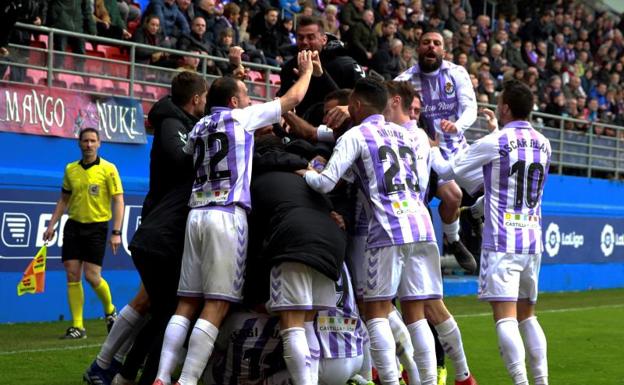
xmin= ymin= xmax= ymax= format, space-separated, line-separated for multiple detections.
xmin=395 ymin=30 xmax=478 ymax=275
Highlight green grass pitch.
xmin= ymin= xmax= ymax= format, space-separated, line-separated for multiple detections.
xmin=1 ymin=289 xmax=623 ymax=385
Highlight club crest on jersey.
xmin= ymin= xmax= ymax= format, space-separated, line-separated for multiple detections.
xmin=444 ymin=81 xmax=455 ymax=95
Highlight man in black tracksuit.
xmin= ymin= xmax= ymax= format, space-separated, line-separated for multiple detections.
xmin=117 ymin=71 xmax=207 ymax=385
xmin=278 ymin=15 xmax=365 ymax=124
xmin=245 ymin=136 xmax=346 ymax=384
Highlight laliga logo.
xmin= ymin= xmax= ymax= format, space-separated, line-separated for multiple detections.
xmin=601 ymin=224 xmax=615 ymax=257
xmin=544 ymin=222 xmax=560 ymax=257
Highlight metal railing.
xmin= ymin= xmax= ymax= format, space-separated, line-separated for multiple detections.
xmin=468 ymin=105 xmax=624 ymax=179
xmin=0 ymin=23 xmax=281 ymax=108
xmin=2 ymin=23 xmax=624 ymax=179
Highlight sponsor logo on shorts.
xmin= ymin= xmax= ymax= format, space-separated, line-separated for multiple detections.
xmin=504 ymin=212 xmax=540 ymax=229
xmin=316 ymin=316 xmax=358 ymax=333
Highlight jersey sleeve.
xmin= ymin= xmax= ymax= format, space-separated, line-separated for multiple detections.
xmin=452 ymin=65 xmax=478 ymax=132
xmin=62 ymin=165 xmax=72 ymax=194
xmin=304 ymin=129 xmax=362 ymax=193
xmin=451 ymin=134 xmax=497 ymax=177
xmin=234 ymin=99 xmax=282 ymax=132
xmin=106 ymin=164 xmax=124 ymax=196
xmin=183 ymin=125 xmax=197 ymax=155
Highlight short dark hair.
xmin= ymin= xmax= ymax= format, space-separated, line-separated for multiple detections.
xmin=223 ymin=3 xmax=240 ymax=17
xmin=171 ymin=71 xmax=207 ymax=106
xmin=208 ymin=76 xmax=240 ymax=110
xmin=352 ymin=78 xmax=388 ymax=113
xmin=265 ymin=7 xmax=279 ymax=15
xmin=502 ymin=80 xmax=533 ymax=120
xmin=297 ymin=16 xmax=325 ymax=33
xmin=324 ymin=89 xmax=351 ymax=105
xmin=385 ymin=81 xmax=415 ymax=113
xmin=79 ymin=127 xmax=99 ymax=140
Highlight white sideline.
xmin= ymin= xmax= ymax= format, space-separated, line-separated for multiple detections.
xmin=1 ymin=304 xmax=623 ymax=355
xmin=0 ymin=343 xmax=101 ymax=356
xmin=454 ymin=303 xmax=624 ymax=319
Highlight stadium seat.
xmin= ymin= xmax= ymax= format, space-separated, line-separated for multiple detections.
xmin=247 ymin=70 xmax=263 ymax=82
xmin=97 ymin=45 xmax=122 ymax=58
xmin=113 ymin=81 xmax=130 ymax=96
xmin=37 ymin=78 xmax=67 ymax=88
xmin=107 ymin=54 xmax=130 ymax=78
xmin=25 ymin=69 xmax=47 ymax=85
xmin=269 ymin=73 xmax=281 ymax=85
xmin=28 ymin=40 xmax=47 ymax=67
xmin=35 ymin=34 xmax=48 ymax=47
xmin=85 ymin=50 xmax=105 ymax=74
xmin=57 ymin=73 xmax=85 ymax=89
xmin=90 ymin=78 xmax=116 ymax=93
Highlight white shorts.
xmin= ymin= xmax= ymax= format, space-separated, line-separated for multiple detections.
xmin=478 ymin=250 xmax=541 ymax=304
xmin=346 ymin=235 xmax=367 ymax=299
xmin=178 ymin=207 xmax=248 ymax=302
xmin=319 ymin=356 xmax=364 ymax=385
xmin=364 ymin=242 xmax=443 ymax=302
xmin=267 ymin=262 xmax=336 ymax=312
xmin=453 ymin=166 xmax=484 ymax=196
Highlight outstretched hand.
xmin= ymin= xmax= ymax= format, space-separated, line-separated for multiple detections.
xmin=440 ymin=119 xmax=457 ymax=133
xmin=480 ymin=107 xmax=499 ymax=132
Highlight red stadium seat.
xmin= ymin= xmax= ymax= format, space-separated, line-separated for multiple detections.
xmin=247 ymin=70 xmax=263 ymax=82
xmin=26 ymin=69 xmax=47 ymax=85
xmin=269 ymin=73 xmax=281 ymax=85
xmin=38 ymin=78 xmax=67 ymax=88
xmin=85 ymin=50 xmax=105 ymax=74
xmin=108 ymin=54 xmax=130 ymax=78
xmin=90 ymin=78 xmax=115 ymax=93
xmin=97 ymin=45 xmax=122 ymax=58
xmin=28 ymin=40 xmax=47 ymax=67
xmin=57 ymin=73 xmax=85 ymax=89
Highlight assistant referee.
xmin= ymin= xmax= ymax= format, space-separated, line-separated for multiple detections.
xmin=43 ymin=127 xmax=125 ymax=339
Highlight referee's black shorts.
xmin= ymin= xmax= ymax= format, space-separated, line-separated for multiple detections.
xmin=62 ymin=219 xmax=108 ymax=266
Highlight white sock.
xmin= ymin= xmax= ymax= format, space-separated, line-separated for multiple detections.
xmin=443 ymin=219 xmax=460 ymax=242
xmin=113 ymin=311 xmax=149 ymax=363
xmin=470 ymin=196 xmax=484 ymax=218
xmin=359 ymin=328 xmax=373 ymax=381
xmin=388 ymin=310 xmax=420 ymax=385
xmin=177 ymin=318 xmax=218 ymax=385
xmin=155 ymin=315 xmax=191 ymax=384
xmin=97 ymin=305 xmax=144 ymax=369
xmin=519 ymin=317 xmax=548 ymax=385
xmin=496 ymin=318 xmax=529 ymax=385
xmin=304 ymin=321 xmax=320 ymax=385
xmin=281 ymin=327 xmax=312 ymax=385
xmin=435 ymin=317 xmax=470 ymax=381
xmin=366 ymin=318 xmax=399 ymax=385
xmin=407 ymin=319 xmax=437 ymax=385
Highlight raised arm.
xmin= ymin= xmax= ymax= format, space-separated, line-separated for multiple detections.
xmin=279 ymin=50 xmax=315 ymax=112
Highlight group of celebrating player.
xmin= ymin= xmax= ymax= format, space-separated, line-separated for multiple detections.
xmin=80 ymin=28 xmax=551 ymax=385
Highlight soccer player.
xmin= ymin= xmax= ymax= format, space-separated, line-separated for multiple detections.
xmin=395 ymin=29 xmax=478 ymax=274
xmin=152 ymin=50 xmax=315 ymax=385
xmin=384 ymin=80 xmax=477 ymax=385
xmin=43 ymin=127 xmax=124 ymax=339
xmin=432 ymin=80 xmax=551 ymax=385
xmin=302 ymin=78 xmax=441 ymax=385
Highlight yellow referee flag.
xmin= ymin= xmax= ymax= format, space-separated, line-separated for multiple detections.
xmin=17 ymin=245 xmax=47 ymax=296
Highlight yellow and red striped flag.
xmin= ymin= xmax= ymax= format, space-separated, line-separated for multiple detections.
xmin=17 ymin=245 xmax=47 ymax=296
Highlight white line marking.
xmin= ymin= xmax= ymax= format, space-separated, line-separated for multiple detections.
xmin=454 ymin=303 xmax=624 ymax=319
xmin=0 ymin=343 xmax=101 ymax=355
xmin=1 ymin=305 xmax=623 ymax=355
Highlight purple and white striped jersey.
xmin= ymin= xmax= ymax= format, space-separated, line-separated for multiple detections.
xmin=183 ymin=100 xmax=282 ymax=211
xmin=433 ymin=120 xmax=551 ymax=254
xmin=394 ymin=61 xmax=477 ymax=159
xmin=305 ymin=114 xmax=436 ymax=248
xmin=207 ymin=311 xmax=285 ymax=385
xmin=315 ymin=263 xmax=366 ymax=359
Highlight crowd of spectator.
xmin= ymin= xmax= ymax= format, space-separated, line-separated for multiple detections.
xmin=2 ymin=0 xmax=624 ymax=134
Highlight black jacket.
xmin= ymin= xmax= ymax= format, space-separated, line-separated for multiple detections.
xmin=129 ymin=97 xmax=198 ymax=258
xmin=245 ymin=143 xmax=346 ymax=304
xmin=278 ymin=39 xmax=365 ymax=119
